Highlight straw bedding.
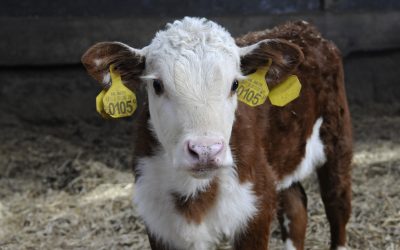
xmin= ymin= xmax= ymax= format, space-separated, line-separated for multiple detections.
xmin=0 ymin=105 xmax=399 ymax=250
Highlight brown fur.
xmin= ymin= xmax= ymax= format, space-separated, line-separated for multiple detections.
xmin=172 ymin=179 xmax=219 ymax=224
xmin=235 ymin=20 xmax=353 ymax=249
xmin=231 ymin=138 xmax=277 ymax=250
xmin=82 ymin=20 xmax=352 ymax=250
xmin=240 ymin=39 xmax=304 ymax=85
xmin=81 ymin=42 xmax=145 ymax=88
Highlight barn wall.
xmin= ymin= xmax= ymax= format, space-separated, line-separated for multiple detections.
xmin=1 ymin=0 xmax=399 ymax=123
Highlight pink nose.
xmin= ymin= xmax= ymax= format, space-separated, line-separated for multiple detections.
xmin=186 ymin=138 xmax=224 ymax=165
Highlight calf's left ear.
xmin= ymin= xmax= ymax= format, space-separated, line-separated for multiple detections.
xmin=81 ymin=41 xmax=145 ymax=88
xmin=239 ymin=39 xmax=304 ymax=85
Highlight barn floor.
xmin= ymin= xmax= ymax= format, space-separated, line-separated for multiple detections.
xmin=0 ymin=104 xmax=399 ymax=250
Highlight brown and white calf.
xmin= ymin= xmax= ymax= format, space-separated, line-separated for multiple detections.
xmin=82 ymin=17 xmax=352 ymax=250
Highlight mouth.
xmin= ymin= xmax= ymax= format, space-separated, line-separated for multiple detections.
xmin=188 ymin=165 xmax=219 ymax=179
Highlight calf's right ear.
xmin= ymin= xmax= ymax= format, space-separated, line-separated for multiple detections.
xmin=81 ymin=42 xmax=145 ymax=88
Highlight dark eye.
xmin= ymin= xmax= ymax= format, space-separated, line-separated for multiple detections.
xmin=231 ymin=80 xmax=239 ymax=92
xmin=153 ymin=79 xmax=164 ymax=95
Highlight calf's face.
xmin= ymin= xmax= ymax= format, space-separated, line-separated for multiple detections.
xmin=82 ymin=18 xmax=303 ymax=179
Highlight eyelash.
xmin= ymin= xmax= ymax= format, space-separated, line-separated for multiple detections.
xmin=231 ymin=79 xmax=239 ymax=92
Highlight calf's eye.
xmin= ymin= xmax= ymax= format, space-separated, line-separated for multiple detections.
xmin=231 ymin=80 xmax=239 ymax=92
xmin=153 ymin=79 xmax=164 ymax=95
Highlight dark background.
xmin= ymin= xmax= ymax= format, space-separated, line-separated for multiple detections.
xmin=1 ymin=0 xmax=400 ymax=125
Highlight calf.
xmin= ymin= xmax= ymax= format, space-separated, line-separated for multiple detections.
xmin=82 ymin=17 xmax=352 ymax=250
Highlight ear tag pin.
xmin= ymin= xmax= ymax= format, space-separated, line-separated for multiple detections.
xmin=96 ymin=65 xmax=137 ymax=118
xmin=237 ymin=60 xmax=271 ymax=107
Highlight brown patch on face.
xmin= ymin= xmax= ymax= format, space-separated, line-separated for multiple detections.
xmin=172 ymin=178 xmax=219 ymax=224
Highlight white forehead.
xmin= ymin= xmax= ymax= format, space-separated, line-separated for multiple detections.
xmin=146 ymin=17 xmax=239 ymax=62
xmin=143 ymin=17 xmax=241 ymax=91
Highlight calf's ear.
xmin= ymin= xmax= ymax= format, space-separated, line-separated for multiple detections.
xmin=239 ymin=39 xmax=304 ymax=85
xmin=81 ymin=42 xmax=145 ymax=88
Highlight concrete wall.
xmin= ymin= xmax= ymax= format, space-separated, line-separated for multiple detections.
xmin=2 ymin=12 xmax=400 ymax=66
xmin=1 ymin=1 xmax=399 ymax=124
xmin=2 ymin=0 xmax=400 ymax=17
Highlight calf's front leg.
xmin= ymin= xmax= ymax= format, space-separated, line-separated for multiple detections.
xmin=277 ymin=182 xmax=308 ymax=250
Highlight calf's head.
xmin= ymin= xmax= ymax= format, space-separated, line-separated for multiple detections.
xmin=82 ymin=17 xmax=302 ymax=179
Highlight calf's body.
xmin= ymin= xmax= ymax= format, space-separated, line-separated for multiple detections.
xmin=233 ymin=22 xmax=352 ymax=250
xmin=82 ymin=18 xmax=352 ymax=250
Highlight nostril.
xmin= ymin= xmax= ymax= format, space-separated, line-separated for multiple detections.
xmin=187 ymin=143 xmax=200 ymax=160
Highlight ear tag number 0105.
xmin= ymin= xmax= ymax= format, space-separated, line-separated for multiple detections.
xmin=237 ymin=63 xmax=270 ymax=107
xmin=96 ymin=65 xmax=137 ymax=118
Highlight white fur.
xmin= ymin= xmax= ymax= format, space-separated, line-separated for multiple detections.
xmin=277 ymin=117 xmax=326 ymax=190
xmin=283 ymin=214 xmax=291 ymax=233
xmin=284 ymin=239 xmax=297 ymax=250
xmin=102 ymin=73 xmax=111 ymax=87
xmin=336 ymin=247 xmax=347 ymax=250
xmin=93 ymin=58 xmax=102 ymax=66
xmin=238 ymin=41 xmax=262 ymax=56
xmin=140 ymin=17 xmax=243 ymax=171
xmin=110 ymin=17 xmax=269 ymax=174
xmin=134 ymin=151 xmax=258 ymax=250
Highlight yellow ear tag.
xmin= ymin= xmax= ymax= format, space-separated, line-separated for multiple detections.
xmin=96 ymin=90 xmax=111 ymax=119
xmin=237 ymin=62 xmax=270 ymax=107
xmin=102 ymin=65 xmax=137 ymax=118
xmin=268 ymin=75 xmax=302 ymax=107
